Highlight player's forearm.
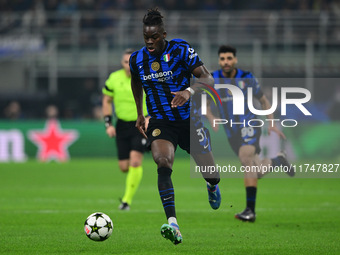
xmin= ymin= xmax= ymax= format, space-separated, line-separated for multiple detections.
xmin=200 ymin=73 xmax=215 ymax=87
xmin=191 ymin=65 xmax=214 ymax=93
xmin=102 ymin=96 xmax=113 ymax=116
xmin=102 ymin=102 xmax=113 ymax=116
xmin=102 ymin=95 xmax=114 ymax=128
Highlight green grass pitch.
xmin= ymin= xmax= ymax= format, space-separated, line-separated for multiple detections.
xmin=1 ymin=157 xmax=339 ymax=254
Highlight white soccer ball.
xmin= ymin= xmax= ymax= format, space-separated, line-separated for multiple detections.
xmin=84 ymin=212 xmax=113 ymax=241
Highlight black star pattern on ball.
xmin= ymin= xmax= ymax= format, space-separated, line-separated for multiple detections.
xmin=94 ymin=213 xmax=102 ymax=220
xmin=105 ymin=221 xmax=112 ymax=229
xmin=90 ymin=222 xmax=99 ymax=233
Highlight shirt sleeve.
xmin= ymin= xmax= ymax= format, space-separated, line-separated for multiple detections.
xmin=179 ymin=40 xmax=203 ymax=73
xmin=249 ymin=73 xmax=263 ymax=99
xmin=129 ymin=51 xmax=138 ymax=78
xmin=102 ymin=73 xmax=114 ymax=97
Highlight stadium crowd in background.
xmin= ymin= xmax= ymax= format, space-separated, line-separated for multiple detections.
xmin=3 ymin=100 xmax=23 ymax=120
xmin=0 ymin=0 xmax=339 ymax=120
xmin=0 ymin=77 xmax=102 ymax=120
xmin=0 ymin=0 xmax=335 ymax=13
xmin=0 ymin=0 xmax=335 ymax=36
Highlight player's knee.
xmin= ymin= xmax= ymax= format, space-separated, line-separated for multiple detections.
xmin=129 ymin=161 xmax=141 ymax=168
xmin=118 ymin=162 xmax=129 ymax=172
xmin=244 ymin=171 xmax=257 ymax=179
xmin=119 ymin=167 xmax=129 ymax=173
xmin=154 ymin=156 xmax=172 ymax=169
xmin=239 ymin=155 xmax=253 ymax=167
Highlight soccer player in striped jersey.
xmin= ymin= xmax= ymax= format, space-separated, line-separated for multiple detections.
xmin=208 ymin=45 xmax=294 ymax=222
xmin=102 ymin=49 xmax=149 ymax=211
xmin=130 ymin=8 xmax=221 ymax=245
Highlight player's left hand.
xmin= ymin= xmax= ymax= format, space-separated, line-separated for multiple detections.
xmin=144 ymin=116 xmax=150 ymax=131
xmin=136 ymin=115 xmax=148 ymax=139
xmin=171 ymin=90 xmax=190 ymax=108
xmin=268 ymin=125 xmax=286 ymax=140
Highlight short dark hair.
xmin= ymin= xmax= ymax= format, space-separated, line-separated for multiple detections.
xmin=143 ymin=8 xmax=164 ymax=28
xmin=218 ymin=45 xmax=237 ymax=56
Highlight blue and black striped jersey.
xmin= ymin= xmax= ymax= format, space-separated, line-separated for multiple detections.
xmin=211 ymin=68 xmax=263 ymax=137
xmin=129 ymin=39 xmax=203 ymax=121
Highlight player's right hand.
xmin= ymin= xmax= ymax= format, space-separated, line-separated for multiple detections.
xmin=106 ymin=125 xmax=116 ymax=138
xmin=171 ymin=90 xmax=191 ymax=108
xmin=136 ymin=115 xmax=148 ymax=139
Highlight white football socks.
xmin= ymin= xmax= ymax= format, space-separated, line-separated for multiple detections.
xmin=168 ymin=217 xmax=178 ymax=227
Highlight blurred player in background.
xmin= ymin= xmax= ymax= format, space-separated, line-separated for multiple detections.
xmin=130 ymin=8 xmax=221 ymax=245
xmin=102 ymin=49 xmax=149 ymax=211
xmin=208 ymin=45 xmax=294 ymax=222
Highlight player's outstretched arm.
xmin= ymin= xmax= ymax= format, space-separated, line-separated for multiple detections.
xmin=131 ymin=74 xmax=147 ymax=139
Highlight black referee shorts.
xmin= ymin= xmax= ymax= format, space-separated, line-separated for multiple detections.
xmin=116 ymin=119 xmax=147 ymax=160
